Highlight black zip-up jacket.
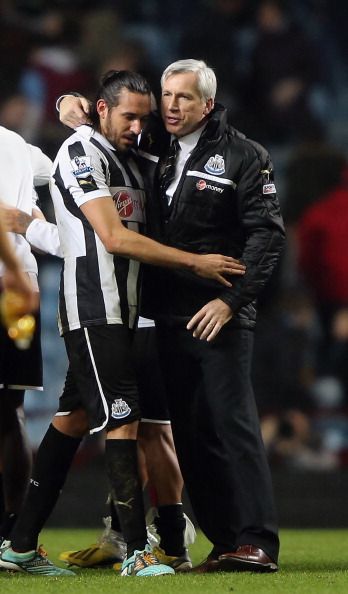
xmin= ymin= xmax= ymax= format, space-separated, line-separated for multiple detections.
xmin=138 ymin=104 xmax=286 ymax=329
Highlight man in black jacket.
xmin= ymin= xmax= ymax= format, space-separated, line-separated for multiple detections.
xmin=138 ymin=59 xmax=285 ymax=573
xmin=57 ymin=59 xmax=285 ymax=572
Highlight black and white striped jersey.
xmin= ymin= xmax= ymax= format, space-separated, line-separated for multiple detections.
xmin=50 ymin=125 xmax=146 ymax=335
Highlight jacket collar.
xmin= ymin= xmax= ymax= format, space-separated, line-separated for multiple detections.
xmin=200 ymin=103 xmax=228 ymax=143
xmin=141 ymin=103 xmax=228 ymax=156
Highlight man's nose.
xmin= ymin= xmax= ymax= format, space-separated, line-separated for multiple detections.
xmin=168 ymin=96 xmax=178 ymax=110
xmin=130 ymin=120 xmax=142 ymax=135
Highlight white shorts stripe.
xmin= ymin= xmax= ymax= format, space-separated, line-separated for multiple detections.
xmin=84 ymin=327 xmax=109 ymax=434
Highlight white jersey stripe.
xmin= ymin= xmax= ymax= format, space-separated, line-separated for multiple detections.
xmin=63 ymin=258 xmax=79 ymax=332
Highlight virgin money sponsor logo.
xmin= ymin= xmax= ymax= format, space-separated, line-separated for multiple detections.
xmin=114 ymin=191 xmax=134 ymax=218
xmin=196 ymin=179 xmax=224 ymax=194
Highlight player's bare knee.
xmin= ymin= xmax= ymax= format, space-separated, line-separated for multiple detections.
xmin=0 ymin=392 xmax=25 ymax=432
xmin=53 ymin=408 xmax=89 ymax=438
xmin=138 ymin=422 xmax=172 ymax=445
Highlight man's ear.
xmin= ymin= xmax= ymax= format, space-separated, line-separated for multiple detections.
xmin=96 ymin=99 xmax=108 ymax=119
xmin=203 ymin=98 xmax=214 ymax=116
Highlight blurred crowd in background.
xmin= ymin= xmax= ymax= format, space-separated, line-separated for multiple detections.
xmin=2 ymin=0 xmax=348 ymax=473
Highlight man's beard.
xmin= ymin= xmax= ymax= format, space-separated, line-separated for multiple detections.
xmin=105 ymin=133 xmax=135 ymax=155
xmin=104 ymin=118 xmax=136 ymax=153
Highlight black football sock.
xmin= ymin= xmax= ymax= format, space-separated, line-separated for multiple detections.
xmin=109 ymin=497 xmax=122 ymax=533
xmin=11 ymin=424 xmax=81 ymax=552
xmin=155 ymin=504 xmax=186 ymax=556
xmin=105 ymin=439 xmax=147 ymax=557
xmin=0 ymin=511 xmax=17 ymax=541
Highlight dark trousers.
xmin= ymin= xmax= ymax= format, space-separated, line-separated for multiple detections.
xmin=156 ymin=323 xmax=279 ymax=562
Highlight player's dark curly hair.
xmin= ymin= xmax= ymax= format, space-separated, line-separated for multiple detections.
xmin=90 ymin=70 xmax=151 ymax=126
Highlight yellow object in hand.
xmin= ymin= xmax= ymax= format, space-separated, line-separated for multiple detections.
xmin=0 ymin=290 xmax=36 ymax=349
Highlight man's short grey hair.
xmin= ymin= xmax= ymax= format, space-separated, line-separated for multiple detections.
xmin=161 ymin=59 xmax=217 ymax=102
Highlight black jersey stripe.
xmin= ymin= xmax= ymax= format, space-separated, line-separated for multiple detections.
xmin=90 ymin=139 xmax=141 ymax=189
xmin=75 ymin=252 xmax=107 ymax=325
xmin=90 ymin=139 xmax=125 ymax=187
xmin=112 ymin=150 xmax=139 ymax=188
xmin=59 ymin=262 xmax=69 ymax=334
xmin=113 ymin=254 xmax=131 ymax=327
xmin=53 ymin=163 xmax=82 ymax=219
xmin=113 ymin=151 xmax=140 ymax=188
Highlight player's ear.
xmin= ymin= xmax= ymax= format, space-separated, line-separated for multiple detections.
xmin=97 ymin=99 xmax=108 ymax=119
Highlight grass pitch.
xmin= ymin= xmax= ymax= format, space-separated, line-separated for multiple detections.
xmin=1 ymin=528 xmax=348 ymax=594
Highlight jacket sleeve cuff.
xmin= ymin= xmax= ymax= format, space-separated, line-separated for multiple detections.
xmin=219 ymin=292 xmax=242 ymax=313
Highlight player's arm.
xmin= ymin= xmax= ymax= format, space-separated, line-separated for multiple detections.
xmin=27 ymin=211 xmax=62 ymax=257
xmin=81 ymin=197 xmax=245 ymax=287
xmin=0 ymin=204 xmax=62 ymax=257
